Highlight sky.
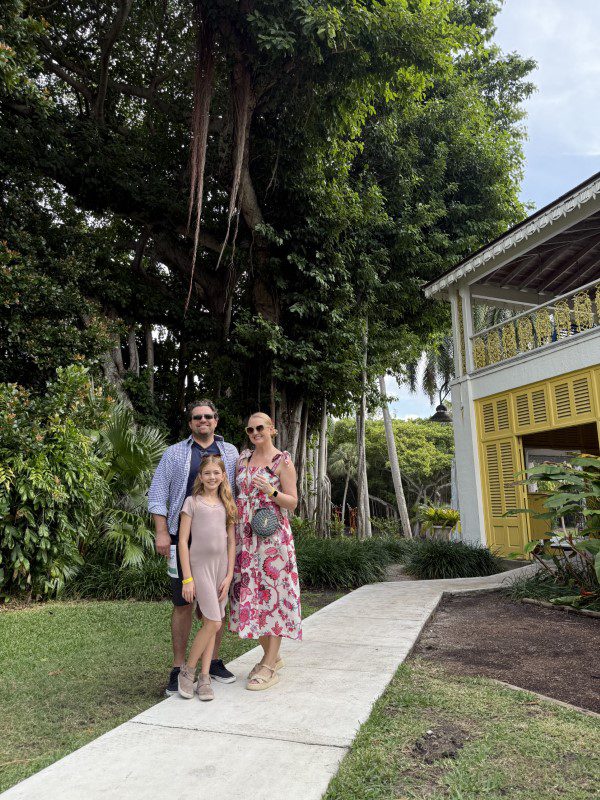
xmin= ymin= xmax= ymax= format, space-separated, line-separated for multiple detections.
xmin=387 ymin=0 xmax=600 ymax=419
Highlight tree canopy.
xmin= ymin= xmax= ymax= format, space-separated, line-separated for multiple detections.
xmin=1 ymin=0 xmax=535 ymax=439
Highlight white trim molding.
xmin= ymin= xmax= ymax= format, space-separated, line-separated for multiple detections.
xmin=424 ymin=175 xmax=600 ymax=299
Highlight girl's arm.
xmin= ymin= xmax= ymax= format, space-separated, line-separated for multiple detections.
xmin=218 ymin=523 xmax=236 ymax=603
xmin=178 ymin=511 xmax=195 ymax=603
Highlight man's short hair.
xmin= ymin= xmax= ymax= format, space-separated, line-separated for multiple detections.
xmin=186 ymin=399 xmax=218 ymax=421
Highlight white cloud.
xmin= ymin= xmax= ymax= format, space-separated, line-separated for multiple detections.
xmin=494 ymin=0 xmax=600 ymax=205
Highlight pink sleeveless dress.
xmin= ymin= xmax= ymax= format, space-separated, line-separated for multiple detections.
xmin=180 ymin=495 xmax=228 ymax=621
xmin=229 ymin=450 xmax=302 ymax=640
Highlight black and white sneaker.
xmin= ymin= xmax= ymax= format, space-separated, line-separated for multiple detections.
xmin=165 ymin=666 xmax=181 ymax=697
xmin=209 ymin=659 xmax=236 ymax=684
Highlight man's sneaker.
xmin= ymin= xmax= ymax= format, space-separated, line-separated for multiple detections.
xmin=165 ymin=666 xmax=180 ymax=697
xmin=209 ymin=659 xmax=236 ymax=684
xmin=197 ymin=674 xmax=214 ymax=702
xmin=178 ymin=664 xmax=197 ymax=699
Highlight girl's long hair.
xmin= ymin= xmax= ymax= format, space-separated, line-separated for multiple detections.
xmin=192 ymin=455 xmax=237 ymax=525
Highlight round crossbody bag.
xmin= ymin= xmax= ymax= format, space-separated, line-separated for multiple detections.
xmin=246 ymin=456 xmax=281 ymax=539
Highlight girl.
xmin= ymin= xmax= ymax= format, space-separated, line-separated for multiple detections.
xmin=229 ymin=413 xmax=302 ymax=691
xmin=177 ymin=455 xmax=236 ymax=701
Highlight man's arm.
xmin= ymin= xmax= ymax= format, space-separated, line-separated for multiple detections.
xmin=148 ymin=449 xmax=172 ymax=557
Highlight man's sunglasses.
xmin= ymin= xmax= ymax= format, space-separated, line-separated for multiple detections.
xmin=245 ymin=424 xmax=266 ymax=435
xmin=192 ymin=413 xmax=216 ymax=421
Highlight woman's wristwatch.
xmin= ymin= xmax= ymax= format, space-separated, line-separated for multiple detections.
xmin=270 ymin=489 xmax=279 ymax=498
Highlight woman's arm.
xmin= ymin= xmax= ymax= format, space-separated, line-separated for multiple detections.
xmin=218 ymin=523 xmax=236 ymax=602
xmin=178 ymin=511 xmax=195 ymax=603
xmin=273 ymin=458 xmax=298 ymax=512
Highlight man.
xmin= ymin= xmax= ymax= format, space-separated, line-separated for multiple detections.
xmin=148 ymin=399 xmax=239 ymax=695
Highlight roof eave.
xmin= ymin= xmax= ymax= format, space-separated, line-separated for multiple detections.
xmin=424 ymin=172 xmax=600 ymax=299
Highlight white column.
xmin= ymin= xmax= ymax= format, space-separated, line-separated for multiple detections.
xmin=449 ymin=287 xmax=463 ymax=377
xmin=459 ymin=283 xmax=475 ymax=374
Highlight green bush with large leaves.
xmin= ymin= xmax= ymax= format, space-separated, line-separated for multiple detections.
xmin=0 ymin=366 xmax=110 ymax=596
xmin=0 ymin=366 xmax=167 ymax=598
xmin=509 ymin=455 xmax=600 ymax=610
xmin=95 ymin=404 xmax=167 ymax=568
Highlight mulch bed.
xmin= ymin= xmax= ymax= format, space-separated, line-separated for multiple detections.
xmin=413 ymin=592 xmax=600 ymax=713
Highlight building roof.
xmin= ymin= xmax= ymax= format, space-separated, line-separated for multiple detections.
xmin=424 ymin=171 xmax=600 ymax=299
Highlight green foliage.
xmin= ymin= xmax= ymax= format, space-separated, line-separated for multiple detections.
xmin=370 ymin=517 xmax=403 ymax=538
xmin=0 ymin=0 xmax=534 ymax=432
xmin=95 ymin=404 xmax=167 ymax=568
xmin=64 ymin=550 xmax=170 ymax=602
xmin=508 ymin=455 xmax=600 ymax=608
xmin=418 ymin=505 xmax=461 ymax=530
xmin=506 ymin=571 xmax=577 ymax=603
xmin=0 ymin=366 xmax=112 ymax=597
xmin=331 ymin=419 xmax=454 ymax=513
xmin=296 ymin=534 xmax=414 ymax=590
xmin=290 ymin=515 xmax=317 ymax=539
xmin=296 ymin=536 xmax=387 ymax=590
xmin=404 ymin=539 xmax=502 ymax=580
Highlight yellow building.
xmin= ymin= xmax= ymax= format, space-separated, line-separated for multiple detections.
xmin=424 ymin=173 xmax=600 ymax=556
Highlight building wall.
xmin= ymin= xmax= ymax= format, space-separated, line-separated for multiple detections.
xmin=450 ymin=378 xmax=487 ymax=546
xmin=452 ymin=337 xmax=600 ymax=554
xmin=474 ymin=364 xmax=600 ymax=555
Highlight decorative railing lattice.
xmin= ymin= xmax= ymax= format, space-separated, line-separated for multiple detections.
xmin=470 ymin=278 xmax=600 ymax=371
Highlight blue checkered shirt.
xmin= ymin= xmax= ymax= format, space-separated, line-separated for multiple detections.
xmin=148 ymin=435 xmax=239 ymax=537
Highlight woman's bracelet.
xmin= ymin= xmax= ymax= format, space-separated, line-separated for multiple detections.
xmin=182 ymin=577 xmax=193 ymax=585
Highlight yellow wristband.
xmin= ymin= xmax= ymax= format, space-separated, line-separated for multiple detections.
xmin=182 ymin=577 xmax=193 ymax=585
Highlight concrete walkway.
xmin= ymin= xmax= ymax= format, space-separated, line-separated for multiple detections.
xmin=1 ymin=566 xmax=535 ymax=800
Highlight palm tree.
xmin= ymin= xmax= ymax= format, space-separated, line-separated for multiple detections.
xmin=404 ymin=333 xmax=454 ymax=407
xmin=96 ymin=404 xmax=167 ymax=567
xmin=328 ymin=442 xmax=358 ymax=526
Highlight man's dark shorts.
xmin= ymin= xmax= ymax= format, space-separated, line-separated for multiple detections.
xmin=170 ymin=534 xmax=191 ymax=607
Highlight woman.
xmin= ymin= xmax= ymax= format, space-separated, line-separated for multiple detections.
xmin=229 ymin=412 xmax=302 ymax=690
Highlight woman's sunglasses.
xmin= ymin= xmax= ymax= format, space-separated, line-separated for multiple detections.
xmin=245 ymin=424 xmax=266 ymax=435
xmin=192 ymin=413 xmax=216 ymax=420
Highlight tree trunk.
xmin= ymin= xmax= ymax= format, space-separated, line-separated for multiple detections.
xmin=341 ymin=472 xmax=350 ymax=526
xmin=296 ymin=402 xmax=309 ymax=515
xmin=307 ymin=441 xmax=317 ymax=521
xmin=112 ymin=332 xmax=125 ymax=377
xmin=278 ymin=390 xmax=303 ymax=462
xmin=99 ymin=349 xmax=133 ymax=407
xmin=176 ymin=337 xmax=188 ymax=414
xmin=315 ymin=401 xmax=329 ymax=537
xmin=127 ymin=325 xmax=140 ymax=375
xmin=145 ymin=324 xmax=154 ymax=395
xmin=378 ymin=375 xmax=412 ymax=538
xmin=356 ymin=320 xmax=372 ymax=540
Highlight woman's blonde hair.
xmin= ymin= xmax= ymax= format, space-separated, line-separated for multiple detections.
xmin=192 ymin=455 xmax=237 ymax=525
xmin=247 ymin=412 xmax=278 ymax=438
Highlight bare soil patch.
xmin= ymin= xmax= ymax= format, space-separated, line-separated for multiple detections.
xmin=414 ymin=592 xmax=600 ymax=713
xmin=410 ymin=722 xmax=470 ymax=763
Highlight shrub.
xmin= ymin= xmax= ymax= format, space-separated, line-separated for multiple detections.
xmin=370 ymin=517 xmax=402 ymax=537
xmin=0 ymin=366 xmax=112 ymax=597
xmin=404 ymin=539 xmax=502 ymax=580
xmin=418 ymin=505 xmax=460 ymax=533
xmin=507 ymin=455 xmax=600 ymax=609
xmin=296 ymin=537 xmax=387 ymax=589
xmin=505 ymin=571 xmax=583 ymax=604
xmin=65 ymin=549 xmax=170 ymax=601
xmin=290 ymin=516 xmax=317 ymax=539
xmin=95 ymin=403 xmax=167 ymax=567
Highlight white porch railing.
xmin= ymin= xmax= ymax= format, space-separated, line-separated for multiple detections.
xmin=470 ymin=277 xmax=600 ymax=371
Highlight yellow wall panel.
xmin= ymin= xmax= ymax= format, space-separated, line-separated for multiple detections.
xmin=475 ymin=365 xmax=600 ymax=554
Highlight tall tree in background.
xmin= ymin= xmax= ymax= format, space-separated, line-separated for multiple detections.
xmin=1 ymin=2 xmax=535 ymax=534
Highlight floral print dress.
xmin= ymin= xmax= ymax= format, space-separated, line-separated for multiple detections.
xmin=229 ymin=450 xmax=302 ymax=640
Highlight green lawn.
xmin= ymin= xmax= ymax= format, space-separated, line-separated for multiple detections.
xmin=0 ymin=591 xmax=339 ymax=792
xmin=324 ymin=658 xmax=599 ymax=800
